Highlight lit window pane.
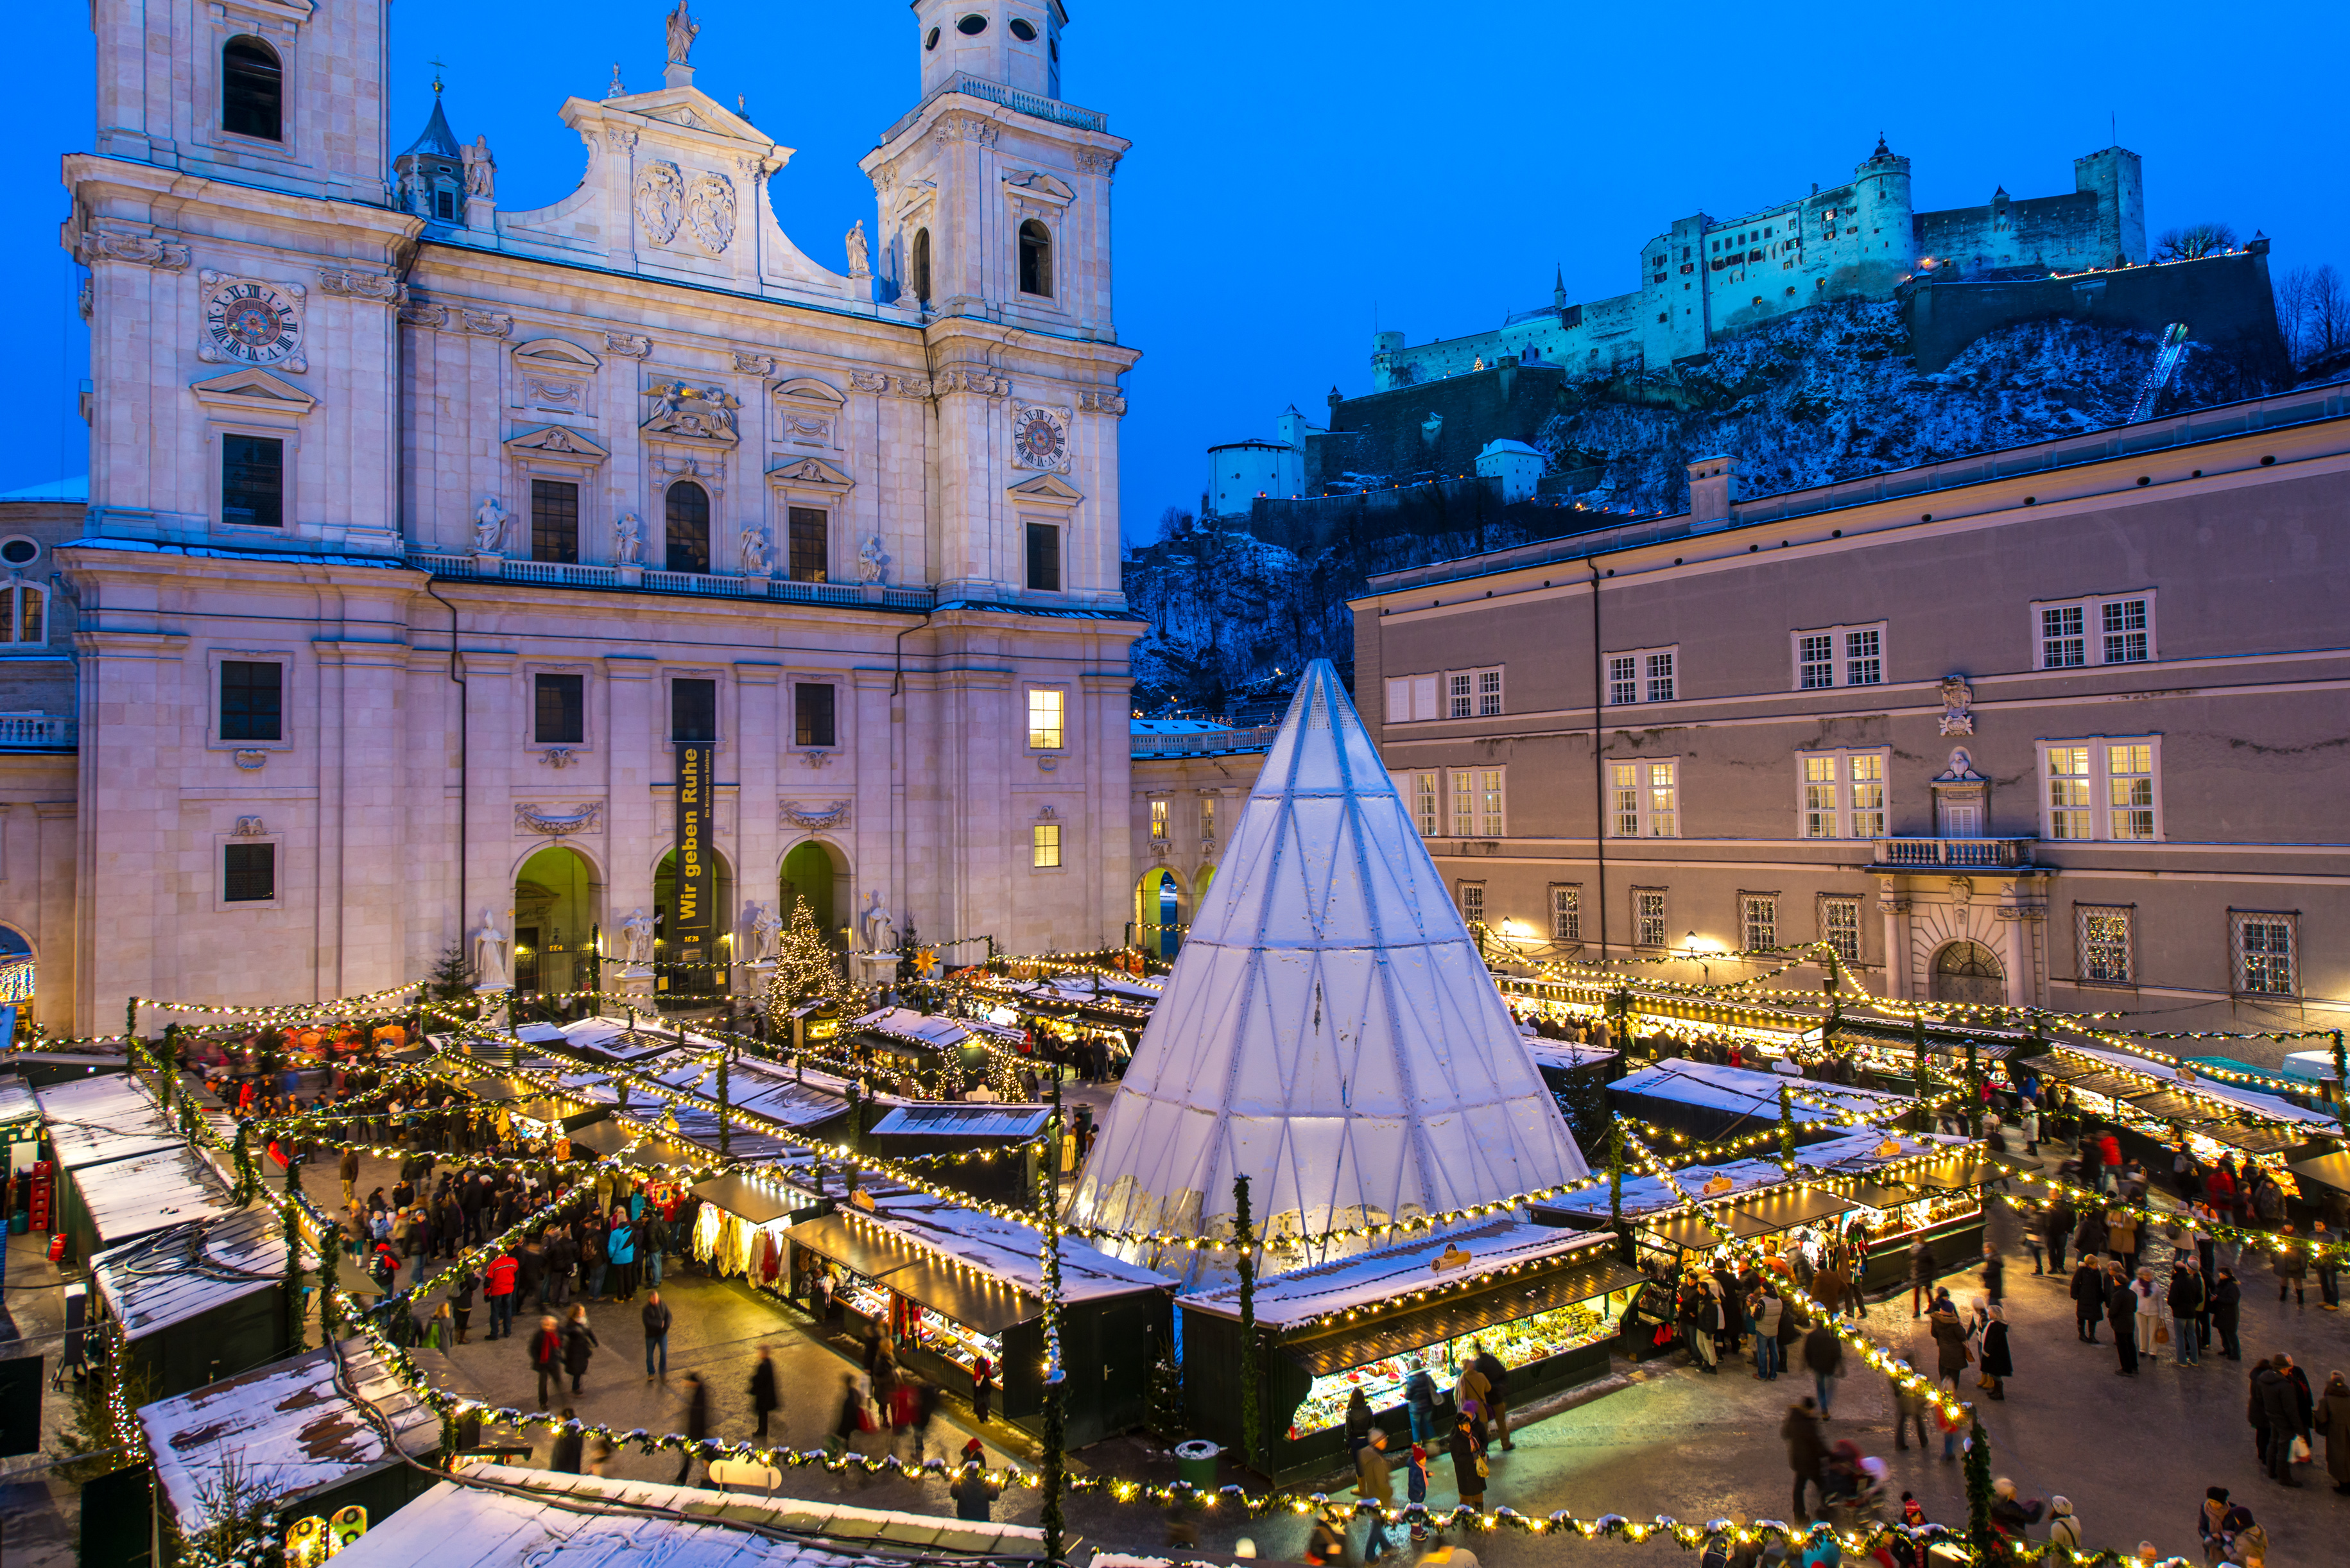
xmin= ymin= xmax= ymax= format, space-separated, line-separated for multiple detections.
xmin=1480 ymin=768 xmax=1503 ymax=838
xmin=2046 ymin=746 xmax=2091 ymax=839
xmin=1451 ymin=768 xmax=1473 ymax=838
xmin=1027 ymin=689 xmax=1064 ymax=749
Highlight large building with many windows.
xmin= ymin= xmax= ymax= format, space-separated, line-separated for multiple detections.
xmin=1345 ymin=383 xmax=2350 ymax=1056
xmin=9 ymin=1 xmax=1140 ymax=1031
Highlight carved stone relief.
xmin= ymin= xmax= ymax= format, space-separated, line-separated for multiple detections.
xmin=686 ymin=172 xmax=738 ymax=254
xmin=316 ymin=268 xmax=404 ymax=303
xmin=605 ymin=332 xmax=654 ymax=358
xmin=643 ymin=381 xmax=741 ymax=444
xmin=82 ymin=231 xmax=191 ymax=270
xmin=635 ymin=161 xmax=685 ymax=245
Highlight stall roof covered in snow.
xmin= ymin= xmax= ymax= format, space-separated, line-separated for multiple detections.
xmin=867 ymin=1103 xmax=1051 ymax=1140
xmin=76 ymin=1142 xmax=237 ymax=1247
xmin=1068 ymin=660 xmax=1587 ymax=1264
xmin=1179 ymin=1219 xmax=1614 ymax=1329
xmin=141 ymin=1339 xmax=438 ymax=1534
xmin=1523 ymin=1038 xmax=1619 ymax=1072
xmin=92 ymin=1206 xmax=309 ymax=1341
xmin=39 ymin=1073 xmax=186 ymax=1169
xmin=0 ymin=1073 xmax=38 ymax=1125
xmin=1611 ymin=1059 xmax=1913 ymax=1121
xmin=2049 ymin=1042 xmax=2337 ymax=1130
xmin=332 ymin=1463 xmax=1044 ymax=1568
xmin=853 ymin=1006 xmax=1023 ymax=1051
xmin=1546 ymin=1129 xmax=1974 ymax=1223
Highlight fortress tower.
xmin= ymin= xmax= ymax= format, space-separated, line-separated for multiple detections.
xmin=2073 ymin=146 xmax=2147 ymax=268
xmin=1849 ymin=135 xmax=1915 ymax=296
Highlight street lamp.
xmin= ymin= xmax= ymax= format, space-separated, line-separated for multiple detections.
xmin=1684 ymin=931 xmax=1711 ymax=985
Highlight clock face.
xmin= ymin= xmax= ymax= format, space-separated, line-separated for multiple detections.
xmin=204 ymin=281 xmax=301 ymax=364
xmin=1014 ymin=406 xmax=1067 ymax=470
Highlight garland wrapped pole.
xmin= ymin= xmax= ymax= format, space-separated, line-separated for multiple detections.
xmin=1777 ymin=1084 xmax=1797 ymax=1169
xmin=1041 ymin=1068 xmax=1067 ymax=1566
xmin=1234 ymin=1171 xmax=1260 ymax=1471
xmin=1608 ymin=1121 xmax=1629 ymax=1262
xmin=2335 ymin=1031 xmax=2347 ymax=1140
xmin=1912 ymin=1009 xmax=1930 ymax=1127
xmin=1964 ymin=1412 xmax=1994 ymax=1562
xmin=286 ymin=1202 xmax=307 ymax=1355
xmin=718 ymin=1040 xmax=732 ymax=1159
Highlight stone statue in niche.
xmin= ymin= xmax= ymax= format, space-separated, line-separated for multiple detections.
xmin=860 ymin=892 xmax=897 ymax=954
xmin=473 ymin=497 xmax=508 ymax=553
xmin=463 ymin=135 xmax=496 ymax=199
xmin=747 ymin=900 xmax=782 ymax=965
xmin=858 ymin=535 xmax=890 ymax=584
xmin=1938 ymin=674 xmax=1975 ymax=736
xmin=613 ymin=512 xmax=644 ymax=565
xmin=469 ymin=908 xmax=511 ymax=990
xmin=739 ymin=524 xmax=772 ymax=576
xmin=845 ymin=220 xmax=870 ymax=279
xmin=619 ymin=907 xmax=657 ymax=967
xmin=665 ymin=0 xmax=700 ymax=64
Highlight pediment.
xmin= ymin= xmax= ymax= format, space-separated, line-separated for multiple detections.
xmin=189 ymin=367 xmax=317 ymax=413
xmin=772 ymin=376 xmax=846 ymax=407
xmin=505 ymin=424 xmax=610 ymax=459
xmin=766 ymin=456 xmax=854 ymax=490
xmin=512 ymin=337 xmax=603 ymax=371
xmin=587 ymin=86 xmax=789 ymax=166
xmin=1003 ymin=169 xmax=1077 ymax=205
xmin=1007 ymin=472 xmax=1083 ymax=506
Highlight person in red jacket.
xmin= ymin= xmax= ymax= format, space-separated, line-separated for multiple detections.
xmin=528 ymin=1314 xmax=562 ymax=1410
xmin=485 ymin=1250 xmax=521 ymax=1341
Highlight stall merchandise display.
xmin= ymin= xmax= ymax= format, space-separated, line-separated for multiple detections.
xmin=1854 ymin=1189 xmax=1980 ymax=1246
xmin=1287 ymin=1286 xmax=1637 ymax=1436
xmin=834 ymin=1279 xmax=1005 ymax=1375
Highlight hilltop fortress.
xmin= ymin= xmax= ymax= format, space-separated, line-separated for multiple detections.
xmin=1374 ymin=139 xmax=2147 ymax=387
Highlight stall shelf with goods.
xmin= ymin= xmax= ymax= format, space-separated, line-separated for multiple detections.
xmin=0 ymin=1073 xmax=40 ymax=1170
xmin=788 ymin=1191 xmax=1170 ymax=1447
xmin=92 ymin=1206 xmax=312 ymax=1399
xmin=1606 ymin=1059 xmax=1917 ymax=1144
xmin=686 ymin=1167 xmax=826 ymax=1291
xmin=1177 ymin=1222 xmax=1638 ymax=1479
xmin=139 ymin=1338 xmax=443 ymax=1558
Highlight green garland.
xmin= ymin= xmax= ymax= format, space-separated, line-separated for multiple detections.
xmin=1235 ymin=1171 xmax=1260 ymax=1472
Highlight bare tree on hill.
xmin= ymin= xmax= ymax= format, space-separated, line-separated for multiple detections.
xmin=2154 ymin=221 xmax=2238 ymax=261
xmin=2276 ymin=263 xmax=2349 ymax=369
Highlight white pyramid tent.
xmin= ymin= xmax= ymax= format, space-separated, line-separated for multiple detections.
xmin=1067 ymin=660 xmax=1587 ymax=1269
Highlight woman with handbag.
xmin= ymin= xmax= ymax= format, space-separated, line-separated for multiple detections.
xmin=1979 ymin=1304 xmax=2012 ymax=1400
xmin=1448 ymin=1413 xmax=1487 ymax=1514
xmin=2133 ymin=1267 xmax=2163 ymax=1359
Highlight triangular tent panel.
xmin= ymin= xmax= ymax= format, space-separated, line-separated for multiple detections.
xmin=1067 ymin=660 xmax=1587 ymax=1272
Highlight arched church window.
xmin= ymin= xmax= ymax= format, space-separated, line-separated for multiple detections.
xmin=911 ymin=228 xmax=933 ymax=303
xmin=1017 ymin=220 xmax=1053 ymax=298
xmin=957 ymin=13 xmax=989 ymax=35
xmin=222 ymin=37 xmax=283 ymax=142
xmin=664 ymin=481 xmax=710 ymax=575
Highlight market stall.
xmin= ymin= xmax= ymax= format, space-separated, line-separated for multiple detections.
xmin=37 ymin=1073 xmax=187 ymax=1174
xmin=1177 ymin=1221 xmax=1639 ymax=1479
xmin=91 ymin=1206 xmax=309 ymax=1398
xmin=2035 ymin=1043 xmax=2339 ymax=1183
xmin=1607 ymin=1058 xmax=1917 ymax=1144
xmin=0 ymin=1073 xmax=39 ymax=1178
xmin=686 ymin=1168 xmax=824 ymax=1294
xmin=55 ymin=1141 xmax=238 ymax=1266
xmin=862 ymin=1102 xmax=1051 ymax=1206
xmin=1520 ymin=1035 xmax=1619 ymax=1151
xmin=788 ymin=1192 xmax=1170 ymax=1447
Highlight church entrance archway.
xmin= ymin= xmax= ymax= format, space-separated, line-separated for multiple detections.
xmin=780 ymin=840 xmax=849 ymax=947
xmin=1930 ymin=940 xmax=2005 ymax=1006
xmin=0 ymin=924 xmax=32 ymax=1044
xmin=654 ymin=846 xmax=734 ymax=1000
xmin=1136 ymin=868 xmax=1186 ymax=958
xmin=513 ymin=847 xmax=601 ymax=1000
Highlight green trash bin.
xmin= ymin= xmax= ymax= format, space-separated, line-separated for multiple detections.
xmin=1173 ymin=1439 xmax=1219 ymax=1489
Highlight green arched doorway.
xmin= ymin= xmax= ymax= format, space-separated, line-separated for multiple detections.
xmin=1137 ymin=868 xmax=1186 ymax=958
xmin=514 ymin=845 xmax=601 ymax=998
xmin=654 ymin=847 xmax=734 ymax=998
xmin=781 ymin=840 xmax=847 ymax=946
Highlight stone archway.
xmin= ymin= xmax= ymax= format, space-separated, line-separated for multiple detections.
xmin=513 ymin=845 xmax=602 ymax=999
xmin=1136 ymin=867 xmax=1186 ymax=958
xmin=654 ymin=845 xmax=734 ymax=999
xmin=0 ymin=924 xmax=31 ymax=1044
xmin=780 ymin=838 xmax=851 ymax=947
xmin=1931 ymin=940 xmax=2005 ymax=1006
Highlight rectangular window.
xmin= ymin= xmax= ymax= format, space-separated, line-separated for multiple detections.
xmin=1844 ymin=628 xmax=1881 ymax=685
xmin=1413 ymin=771 xmax=1439 ymax=836
xmin=1803 ymin=755 xmax=1838 ymax=838
xmin=533 ymin=673 xmax=585 ymax=745
xmin=2 ymin=585 xmax=42 ymax=646
xmin=2232 ymin=911 xmax=2296 ymax=996
xmin=1149 ymin=799 xmax=1170 ymax=842
xmin=1024 ymin=522 xmax=1061 ymax=592
xmin=1477 ymin=668 xmax=1504 ymax=717
xmin=1026 ymin=688 xmax=1064 ymax=750
xmin=1031 ymin=823 xmax=1062 ymax=869
xmin=530 ymin=479 xmax=580 ymax=564
xmin=788 ymin=507 xmax=829 ymax=583
xmin=1451 ymin=768 xmax=1474 ymax=838
xmin=1821 ymin=896 xmax=1861 ymax=964
xmin=1447 ymin=673 xmax=1472 ymax=719
xmin=1742 ymin=893 xmax=1777 ymax=952
xmin=793 ymin=682 xmax=836 ymax=748
xmin=1798 ymin=634 xmax=1835 ymax=690
xmin=2040 ymin=737 xmax=2160 ymax=841
xmin=1480 ymin=768 xmax=1505 ymax=838
xmin=223 ymin=841 xmax=276 ymax=903
xmin=1384 ymin=675 xmax=1444 ymax=723
xmin=1610 ymin=762 xmax=1639 ymax=837
xmin=1459 ymin=882 xmax=1486 ymax=926
xmin=1646 ymin=760 xmax=1678 ymax=838
xmin=220 ymin=660 xmax=283 ymax=742
xmin=671 ymin=678 xmax=718 ymax=744
xmin=1791 ymin=623 xmax=1887 ymax=689
xmin=1550 ymin=884 xmax=1580 ymax=942
xmin=1635 ymin=888 xmax=1668 ymax=949
xmin=1849 ymin=753 xmax=1886 ymax=838
xmin=2034 ymin=592 xmax=2157 ymax=669
xmin=1200 ymin=797 xmax=1216 ymax=840
xmin=221 ymin=434 xmax=284 ymax=529
xmin=2077 ymin=904 xmax=2134 ymax=985
xmin=1607 ymin=646 xmax=1677 ymax=705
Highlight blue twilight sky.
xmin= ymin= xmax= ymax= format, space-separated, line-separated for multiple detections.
xmin=8 ymin=1 xmax=2346 ymax=540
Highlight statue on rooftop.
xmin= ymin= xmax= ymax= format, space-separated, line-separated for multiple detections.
xmin=665 ymin=1 xmax=700 ymax=65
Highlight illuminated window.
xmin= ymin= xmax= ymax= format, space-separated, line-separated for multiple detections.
xmin=1031 ymin=823 xmax=1062 ymax=868
xmin=1026 ymin=689 xmax=1064 ymax=750
xmin=2044 ymin=745 xmax=2093 ymax=840
xmin=1412 ymin=771 xmax=1439 ymax=836
xmin=1850 ymin=753 xmax=1886 ymax=838
xmin=2077 ymin=904 xmax=2134 ymax=985
xmin=1451 ymin=769 xmax=1474 ymax=838
xmin=1646 ymin=761 xmax=1678 ymax=837
xmin=1550 ymin=884 xmax=1580 ymax=942
xmin=1635 ymin=888 xmax=1668 ymax=948
xmin=2041 ymin=737 xmax=2160 ymax=841
xmin=1480 ymin=768 xmax=1505 ymax=837
xmin=1741 ymin=894 xmax=1777 ymax=952
xmin=1803 ymin=755 xmax=1838 ymax=838
xmin=2232 ymin=912 xmax=2295 ymax=996
xmin=1200 ymin=797 xmax=1216 ymax=840
xmin=1 ymin=583 xmax=46 ymax=646
xmin=1149 ymin=799 xmax=1169 ymax=842
xmin=1609 ymin=759 xmax=1679 ymax=837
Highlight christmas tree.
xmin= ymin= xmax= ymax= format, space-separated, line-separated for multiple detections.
xmin=765 ymin=895 xmax=851 ymax=1038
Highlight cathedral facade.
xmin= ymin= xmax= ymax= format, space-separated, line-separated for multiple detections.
xmin=30 ymin=0 xmax=1138 ymax=1030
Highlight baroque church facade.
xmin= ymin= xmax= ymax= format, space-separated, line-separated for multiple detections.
xmin=31 ymin=0 xmax=1139 ymax=1030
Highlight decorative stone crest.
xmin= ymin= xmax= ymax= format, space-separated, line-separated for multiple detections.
xmin=1938 ymin=674 xmax=1975 ymax=736
xmin=82 ymin=231 xmax=191 ymax=270
xmin=643 ymin=381 xmax=741 ymax=444
xmin=317 ymin=268 xmax=404 ymax=303
xmin=399 ymin=300 xmax=451 ymax=329
xmin=460 ymin=309 xmax=514 ymax=339
xmin=232 ymin=815 xmax=266 ymax=837
xmin=1076 ymin=388 xmax=1128 ymax=417
xmin=540 ymin=748 xmax=578 ymax=768
xmin=733 ymin=351 xmax=777 ymax=376
xmin=505 ymin=425 xmax=609 ymax=459
xmin=604 ymin=331 xmax=653 ymax=358
xmin=781 ymin=800 xmax=850 ymax=830
xmin=849 ymin=370 xmax=931 ymax=399
xmin=515 ymin=802 xmax=604 ymax=837
xmin=635 ymin=161 xmax=685 ymax=245
xmin=934 ymin=366 xmax=1009 ymax=399
xmin=686 ymin=172 xmax=737 ymax=254
xmin=232 ymin=750 xmax=268 ymax=771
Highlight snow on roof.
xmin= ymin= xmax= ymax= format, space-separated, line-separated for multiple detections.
xmin=1523 ymin=1039 xmax=1619 ymax=1071
xmin=0 ymin=1074 xmax=36 ymax=1124
xmin=1132 ymin=718 xmax=1236 ymax=734
xmin=1479 ymin=438 xmax=1542 ymax=457
xmin=2052 ymin=1042 xmax=2337 ymax=1129
xmin=41 ymin=1073 xmax=184 ymax=1170
xmin=143 ymin=1339 xmax=438 ymax=1534
xmin=1612 ymin=1059 xmax=1911 ymax=1121
xmin=1178 ymin=1219 xmax=1614 ymax=1327
xmin=332 ymin=1463 xmax=1044 ymax=1568
xmin=1567 ymin=1128 xmax=1972 ymax=1220
xmin=1069 ymin=660 xmax=1589 ymax=1264
xmin=76 ymin=1143 xmax=238 ymax=1247
xmin=855 ymin=1006 xmax=979 ymax=1050
xmin=92 ymin=1206 xmax=307 ymax=1340
xmin=867 ymin=1103 xmax=1052 ymax=1140
xmin=865 ymin=1190 xmax=1173 ymax=1303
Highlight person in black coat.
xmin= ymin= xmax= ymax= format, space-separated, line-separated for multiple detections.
xmin=2105 ymin=1269 xmax=2138 ymax=1374
xmin=550 ymin=1408 xmax=585 ymax=1474
xmin=2255 ymin=1359 xmax=2302 ymax=1484
xmin=2069 ymin=1261 xmax=2106 ymax=1343
xmin=2211 ymin=1268 xmax=2244 ymax=1360
xmin=561 ymin=1306 xmax=600 ymax=1393
xmin=750 ymin=1345 xmax=781 ymax=1438
xmin=1980 ymin=1305 xmax=2012 ymax=1399
xmin=676 ymin=1373 xmax=710 ymax=1485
